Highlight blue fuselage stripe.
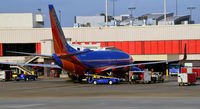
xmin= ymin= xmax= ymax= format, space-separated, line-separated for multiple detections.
xmin=76 ymin=50 xmax=131 ymax=69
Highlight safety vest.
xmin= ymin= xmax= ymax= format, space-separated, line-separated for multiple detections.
xmin=131 ymin=75 xmax=135 ymax=79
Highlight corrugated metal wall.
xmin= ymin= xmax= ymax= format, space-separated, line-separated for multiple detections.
xmin=75 ymin=40 xmax=200 ymax=55
xmin=64 ymin=25 xmax=200 ymax=42
xmin=0 ymin=25 xmax=200 ymax=57
xmin=0 ymin=25 xmax=200 ymax=43
xmin=36 ymin=43 xmax=41 ymax=54
xmin=0 ymin=44 xmax=2 ymax=56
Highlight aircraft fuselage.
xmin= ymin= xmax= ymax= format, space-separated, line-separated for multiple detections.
xmin=54 ymin=50 xmax=132 ymax=76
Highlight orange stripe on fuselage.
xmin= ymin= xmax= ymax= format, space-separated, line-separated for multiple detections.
xmin=49 ymin=10 xmax=68 ymax=54
xmin=49 ymin=7 xmax=88 ymax=76
xmin=61 ymin=59 xmax=87 ymax=76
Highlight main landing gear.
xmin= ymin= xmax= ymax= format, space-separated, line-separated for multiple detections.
xmin=67 ymin=73 xmax=85 ymax=83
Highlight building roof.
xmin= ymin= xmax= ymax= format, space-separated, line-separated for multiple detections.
xmin=141 ymin=13 xmax=174 ymax=20
xmin=159 ymin=15 xmax=190 ymax=22
xmin=119 ymin=18 xmax=136 ymax=26
xmin=141 ymin=13 xmax=164 ymax=19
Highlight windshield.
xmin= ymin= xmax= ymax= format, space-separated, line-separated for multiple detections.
xmin=169 ymin=65 xmax=179 ymax=69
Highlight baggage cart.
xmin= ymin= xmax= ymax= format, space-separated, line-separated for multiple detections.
xmin=178 ymin=73 xmax=196 ymax=86
xmin=0 ymin=70 xmax=12 ymax=81
xmin=129 ymin=71 xmax=151 ymax=84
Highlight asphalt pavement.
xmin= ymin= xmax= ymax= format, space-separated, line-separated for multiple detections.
xmin=0 ymin=98 xmax=200 ymax=109
xmin=0 ymin=77 xmax=200 ymax=109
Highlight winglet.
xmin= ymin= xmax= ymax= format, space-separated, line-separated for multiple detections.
xmin=183 ymin=44 xmax=187 ymax=60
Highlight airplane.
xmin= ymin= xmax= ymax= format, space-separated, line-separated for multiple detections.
xmin=0 ymin=5 xmax=187 ymax=82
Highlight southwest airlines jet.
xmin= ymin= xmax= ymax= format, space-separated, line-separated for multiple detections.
xmin=0 ymin=5 xmax=187 ymax=81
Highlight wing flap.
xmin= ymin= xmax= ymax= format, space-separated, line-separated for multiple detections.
xmin=6 ymin=51 xmax=53 ymax=57
xmin=102 ymin=60 xmax=180 ymax=71
xmin=0 ymin=61 xmax=61 ymax=68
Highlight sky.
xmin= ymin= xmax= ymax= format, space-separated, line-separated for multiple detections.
xmin=0 ymin=0 xmax=200 ymax=27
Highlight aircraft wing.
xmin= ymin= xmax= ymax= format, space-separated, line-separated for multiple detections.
xmin=0 ymin=61 xmax=61 ymax=68
xmin=7 ymin=50 xmax=92 ymax=59
xmin=102 ymin=44 xmax=187 ymax=72
xmin=6 ymin=51 xmax=53 ymax=57
xmin=102 ymin=59 xmax=181 ymax=71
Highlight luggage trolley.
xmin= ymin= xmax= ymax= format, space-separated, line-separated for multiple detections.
xmin=178 ymin=73 xmax=196 ymax=86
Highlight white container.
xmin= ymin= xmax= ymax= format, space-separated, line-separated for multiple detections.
xmin=178 ymin=73 xmax=196 ymax=84
xmin=143 ymin=71 xmax=151 ymax=82
xmin=129 ymin=71 xmax=151 ymax=83
xmin=0 ymin=71 xmax=5 ymax=80
xmin=178 ymin=73 xmax=188 ymax=83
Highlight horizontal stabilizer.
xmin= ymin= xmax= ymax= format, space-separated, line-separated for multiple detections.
xmin=58 ymin=50 xmax=92 ymax=59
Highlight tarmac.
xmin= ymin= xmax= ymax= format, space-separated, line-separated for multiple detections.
xmin=0 ymin=77 xmax=200 ymax=109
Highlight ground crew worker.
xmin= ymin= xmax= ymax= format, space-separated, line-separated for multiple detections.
xmin=131 ymin=74 xmax=136 ymax=84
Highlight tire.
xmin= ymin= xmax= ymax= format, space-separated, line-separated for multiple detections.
xmin=108 ymin=80 xmax=113 ymax=85
xmin=93 ymin=80 xmax=97 ymax=85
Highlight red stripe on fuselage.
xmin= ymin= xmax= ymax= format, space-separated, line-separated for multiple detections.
xmin=49 ymin=9 xmax=68 ymax=54
xmin=61 ymin=59 xmax=87 ymax=75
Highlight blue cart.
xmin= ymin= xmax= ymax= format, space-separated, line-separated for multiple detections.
xmin=88 ymin=76 xmax=123 ymax=85
xmin=15 ymin=74 xmax=38 ymax=81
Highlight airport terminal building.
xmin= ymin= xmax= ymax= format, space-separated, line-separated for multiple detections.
xmin=0 ymin=13 xmax=200 ymax=75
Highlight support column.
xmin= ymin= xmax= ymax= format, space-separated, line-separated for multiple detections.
xmin=0 ymin=44 xmax=3 ymax=56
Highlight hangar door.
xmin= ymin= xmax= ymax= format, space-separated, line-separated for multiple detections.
xmin=2 ymin=43 xmax=36 ymax=56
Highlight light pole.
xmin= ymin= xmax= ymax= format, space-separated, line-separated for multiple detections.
xmin=128 ymin=7 xmax=136 ymax=19
xmin=110 ymin=0 xmax=117 ymax=17
xmin=176 ymin=0 xmax=178 ymax=16
xmin=59 ymin=10 xmax=61 ymax=26
xmin=128 ymin=7 xmax=136 ymax=26
xmin=164 ymin=0 xmax=166 ymax=25
xmin=37 ymin=8 xmax=42 ymax=13
xmin=187 ymin=7 xmax=196 ymax=22
xmin=105 ymin=0 xmax=108 ymax=27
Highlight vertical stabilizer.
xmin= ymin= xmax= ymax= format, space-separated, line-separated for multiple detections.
xmin=49 ymin=5 xmax=77 ymax=54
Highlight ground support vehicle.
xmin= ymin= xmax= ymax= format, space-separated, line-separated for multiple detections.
xmin=15 ymin=74 xmax=38 ymax=81
xmin=129 ymin=71 xmax=151 ymax=84
xmin=0 ymin=70 xmax=12 ymax=81
xmin=178 ymin=73 xmax=196 ymax=86
xmin=85 ymin=73 xmax=123 ymax=85
xmin=182 ymin=67 xmax=200 ymax=78
xmin=151 ymin=72 xmax=164 ymax=83
xmin=169 ymin=64 xmax=181 ymax=76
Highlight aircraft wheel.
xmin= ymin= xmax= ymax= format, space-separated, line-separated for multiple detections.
xmin=93 ymin=80 xmax=97 ymax=85
xmin=108 ymin=80 xmax=113 ymax=85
